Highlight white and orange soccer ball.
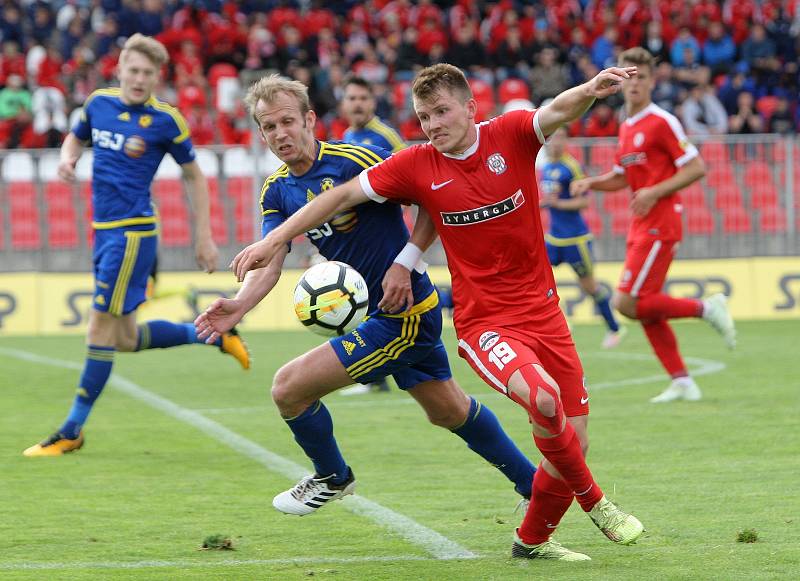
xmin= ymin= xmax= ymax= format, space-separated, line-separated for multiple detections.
xmin=293 ymin=261 xmax=369 ymax=337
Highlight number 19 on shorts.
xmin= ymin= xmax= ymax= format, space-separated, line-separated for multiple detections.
xmin=488 ymin=341 xmax=517 ymax=370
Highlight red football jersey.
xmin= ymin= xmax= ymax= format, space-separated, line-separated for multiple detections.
xmin=359 ymin=109 xmax=559 ymax=334
xmin=612 ymin=103 xmax=699 ymax=242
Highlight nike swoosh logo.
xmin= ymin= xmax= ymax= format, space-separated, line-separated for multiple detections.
xmin=580 ymin=397 xmax=589 ymax=405
xmin=431 ymin=179 xmax=454 ymax=190
xmin=546 ymin=524 xmax=558 ymax=528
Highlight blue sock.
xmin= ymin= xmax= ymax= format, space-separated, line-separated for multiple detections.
xmin=452 ymin=397 xmax=537 ymax=497
xmin=593 ymin=288 xmax=620 ymax=332
xmin=59 ymin=345 xmax=115 ymax=439
xmin=285 ymin=401 xmax=349 ymax=484
xmin=136 ymin=320 xmax=221 ymax=350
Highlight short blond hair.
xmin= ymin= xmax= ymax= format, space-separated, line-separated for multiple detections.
xmin=412 ymin=63 xmax=472 ymax=103
xmin=120 ymin=33 xmax=169 ymax=67
xmin=244 ymin=74 xmax=311 ymax=119
xmin=618 ymin=47 xmax=655 ymax=72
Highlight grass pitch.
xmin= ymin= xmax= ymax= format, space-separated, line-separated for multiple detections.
xmin=1 ymin=320 xmax=798 ymax=580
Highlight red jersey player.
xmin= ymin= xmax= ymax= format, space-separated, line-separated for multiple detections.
xmin=572 ymin=48 xmax=736 ymax=404
xmin=231 ymin=63 xmax=645 ymax=561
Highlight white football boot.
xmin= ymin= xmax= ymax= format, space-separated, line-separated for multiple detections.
xmin=273 ymin=471 xmax=356 ymax=516
xmin=650 ymin=376 xmax=702 ymax=403
xmin=702 ymin=293 xmax=736 ymax=349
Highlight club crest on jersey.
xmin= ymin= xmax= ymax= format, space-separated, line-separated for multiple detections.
xmin=633 ymin=132 xmax=645 ymax=147
xmin=138 ymin=114 xmax=153 ymax=128
xmin=479 ymin=331 xmax=500 ymax=351
xmin=321 ymin=177 xmax=335 ymax=191
xmin=487 ymin=152 xmax=507 ymax=175
xmin=440 ymin=189 xmax=525 ymax=226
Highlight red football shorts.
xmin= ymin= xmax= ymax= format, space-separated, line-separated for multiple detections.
xmin=457 ymin=316 xmax=589 ymax=417
xmin=617 ymin=239 xmax=678 ymax=298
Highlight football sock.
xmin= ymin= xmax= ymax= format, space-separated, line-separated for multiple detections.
xmin=452 ymin=397 xmax=537 ymax=496
xmin=517 ymin=464 xmax=574 ymax=545
xmin=136 ymin=321 xmax=221 ymax=350
xmin=284 ymin=401 xmax=349 ymax=485
xmin=533 ymin=422 xmax=603 ymax=512
xmin=636 ymin=293 xmax=703 ymax=321
xmin=59 ymin=345 xmax=115 ymax=439
xmin=642 ymin=319 xmax=688 ymax=377
xmin=592 ymin=287 xmax=619 ymax=332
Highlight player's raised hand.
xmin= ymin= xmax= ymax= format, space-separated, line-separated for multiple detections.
xmin=631 ymin=186 xmax=659 ymax=217
xmin=379 ymin=263 xmax=414 ymax=314
xmin=587 ymin=67 xmax=637 ymax=99
xmin=230 ymin=237 xmax=279 ymax=282
xmin=195 ymin=236 xmax=220 ymax=273
xmin=57 ymin=157 xmax=78 ymax=183
xmin=195 ymin=297 xmax=243 ymax=344
xmin=570 ymin=178 xmax=592 ymax=197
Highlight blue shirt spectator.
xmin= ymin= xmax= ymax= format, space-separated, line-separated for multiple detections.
xmin=703 ymin=22 xmax=736 ymax=70
xmin=670 ymin=27 xmax=700 ymax=68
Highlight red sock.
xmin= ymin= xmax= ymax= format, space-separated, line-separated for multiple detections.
xmin=517 ymin=464 xmax=574 ymax=545
xmin=533 ymin=422 xmax=603 ymax=511
xmin=642 ymin=319 xmax=687 ymax=377
xmin=636 ymin=293 xmax=703 ymax=321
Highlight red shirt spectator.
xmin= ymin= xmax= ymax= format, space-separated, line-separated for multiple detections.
xmin=416 ymin=19 xmax=448 ymax=54
xmin=301 ymin=4 xmax=336 ymax=39
xmin=584 ymin=103 xmax=620 ymax=138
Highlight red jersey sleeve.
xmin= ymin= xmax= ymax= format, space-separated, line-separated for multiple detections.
xmin=655 ymin=113 xmax=699 ymax=168
xmin=359 ymin=147 xmax=421 ymax=204
xmin=496 ymin=108 xmax=546 ymax=150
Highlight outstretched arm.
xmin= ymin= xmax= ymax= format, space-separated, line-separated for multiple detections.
xmin=537 ymin=67 xmax=636 ymax=137
xmin=196 ymin=244 xmax=288 ymax=343
xmin=571 ymin=170 xmax=630 ymax=196
xmin=182 ymin=160 xmax=220 ymax=273
xmin=231 ymin=176 xmax=369 ymax=281
xmin=379 ymin=206 xmax=439 ymax=313
xmin=58 ymin=133 xmax=85 ymax=182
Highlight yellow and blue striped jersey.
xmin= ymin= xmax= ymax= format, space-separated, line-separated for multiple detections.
xmin=540 ymin=154 xmax=590 ymax=239
xmin=261 ymin=141 xmax=434 ymax=314
xmin=72 ymin=88 xmax=195 ymax=228
xmin=343 ymin=116 xmax=405 ymax=153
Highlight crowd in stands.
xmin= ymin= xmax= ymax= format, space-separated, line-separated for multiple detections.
xmin=0 ymin=0 xmax=798 ymax=149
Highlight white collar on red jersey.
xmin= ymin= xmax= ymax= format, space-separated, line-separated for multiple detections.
xmin=625 ymin=103 xmax=658 ymax=126
xmin=441 ymin=122 xmax=486 ymax=160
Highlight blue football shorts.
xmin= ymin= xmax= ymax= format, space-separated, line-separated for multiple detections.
xmin=329 ymin=292 xmax=453 ymax=390
xmin=92 ymin=225 xmax=158 ymax=316
xmin=546 ymin=237 xmax=595 ymax=278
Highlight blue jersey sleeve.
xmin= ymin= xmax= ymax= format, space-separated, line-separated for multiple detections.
xmin=163 ymin=107 xmax=196 ymax=165
xmin=260 ymin=180 xmax=286 ymax=239
xmin=72 ymin=101 xmax=92 ymax=141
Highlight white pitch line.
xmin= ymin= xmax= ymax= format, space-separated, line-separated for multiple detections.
xmin=0 ymin=555 xmax=439 ymax=572
xmin=585 ymin=352 xmax=726 ymax=390
xmin=0 ymin=347 xmax=476 ymax=561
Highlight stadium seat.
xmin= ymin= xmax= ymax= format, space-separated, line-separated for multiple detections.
xmin=3 ymin=152 xmax=41 ymax=250
xmin=589 ymin=143 xmax=616 ymax=170
xmin=602 ymin=191 xmax=629 ymax=214
xmin=681 ymin=182 xmax=708 ymax=209
xmin=750 ymin=183 xmax=780 ymax=209
xmin=207 ymin=63 xmax=238 ymax=90
xmin=227 ymin=176 xmax=257 ymax=243
xmin=152 ymin=179 xmax=191 ymax=247
xmin=583 ymin=202 xmax=603 ymax=236
xmin=706 ymin=162 xmax=734 ymax=188
xmin=743 ymin=161 xmax=773 ymax=188
xmin=392 ymin=81 xmax=412 ymax=112
xmin=721 ymin=206 xmax=752 ymax=234
xmin=195 ymin=149 xmax=227 ymax=244
xmin=497 ymin=78 xmax=530 ymax=104
xmin=468 ymin=78 xmax=496 ymax=121
xmin=759 ymin=205 xmax=787 ymax=233
xmin=79 ymin=182 xmax=94 ymax=246
xmin=714 ymin=184 xmax=745 ymax=210
xmin=610 ymin=210 xmax=630 ymax=237
xmin=700 ymin=141 xmax=729 ymax=163
xmin=44 ymin=182 xmax=79 ymax=248
xmin=685 ymin=206 xmax=715 ymax=235
xmin=7 ymin=182 xmax=42 ymax=250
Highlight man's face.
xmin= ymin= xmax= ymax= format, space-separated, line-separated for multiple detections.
xmin=545 ymin=128 xmax=566 ymax=158
xmin=117 ymin=50 xmax=159 ymax=105
xmin=413 ymin=87 xmax=476 ymax=154
xmin=254 ymin=91 xmax=316 ymax=165
xmin=342 ymin=84 xmax=375 ymax=129
xmin=621 ymin=63 xmax=653 ymax=110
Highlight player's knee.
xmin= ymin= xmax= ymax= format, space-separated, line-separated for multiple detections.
xmin=426 ymin=406 xmax=465 ymax=429
xmin=534 ymin=389 xmax=558 ymax=418
xmin=271 ymin=365 xmax=300 ymax=409
xmin=613 ymin=293 xmax=637 ymax=319
xmin=115 ymin=335 xmax=138 ymax=352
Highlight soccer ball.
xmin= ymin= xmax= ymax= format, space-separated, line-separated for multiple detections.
xmin=293 ymin=261 xmax=369 ymax=337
